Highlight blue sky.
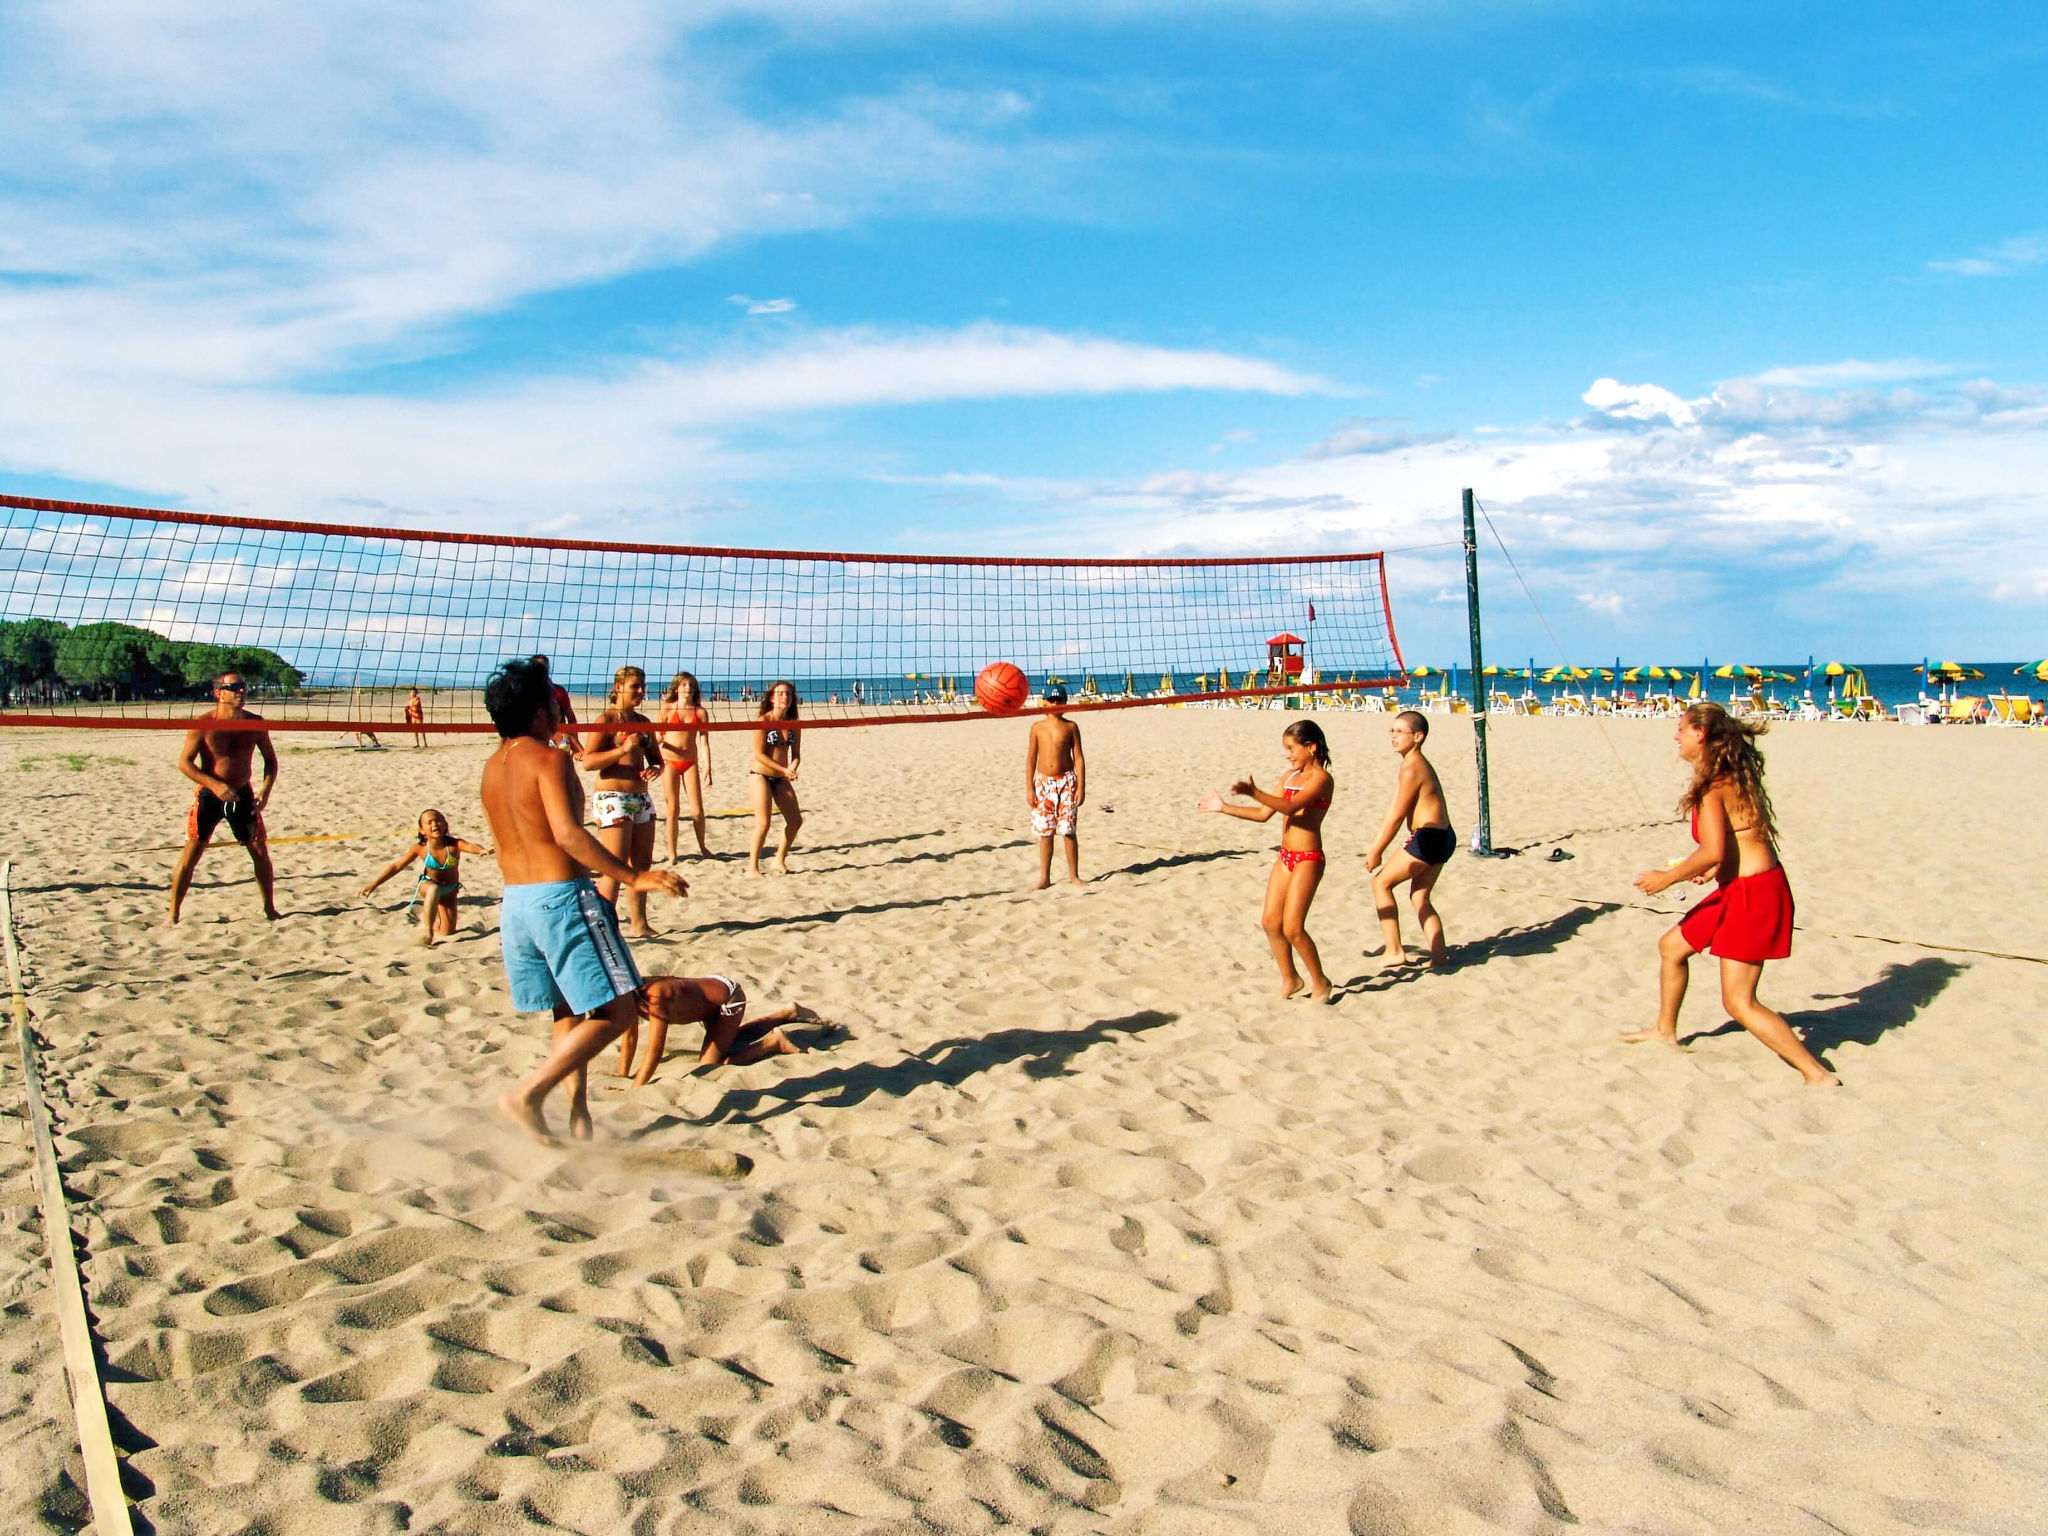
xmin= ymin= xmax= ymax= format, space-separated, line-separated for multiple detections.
xmin=2 ymin=1 xmax=2044 ymax=663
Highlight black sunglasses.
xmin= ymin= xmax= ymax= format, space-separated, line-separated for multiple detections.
xmin=216 ymin=680 xmax=247 ymax=692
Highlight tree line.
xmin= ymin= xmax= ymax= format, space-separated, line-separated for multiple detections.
xmin=0 ymin=619 xmax=304 ymax=704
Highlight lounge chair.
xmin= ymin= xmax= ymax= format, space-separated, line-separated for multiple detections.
xmin=1943 ymin=696 xmax=1987 ymax=724
xmin=1990 ymin=695 xmax=2037 ymax=727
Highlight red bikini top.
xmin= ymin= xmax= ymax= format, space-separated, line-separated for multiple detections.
xmin=1282 ymin=773 xmax=1331 ymax=810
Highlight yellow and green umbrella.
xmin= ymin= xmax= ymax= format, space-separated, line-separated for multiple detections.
xmin=2014 ymin=660 xmax=2048 ymax=681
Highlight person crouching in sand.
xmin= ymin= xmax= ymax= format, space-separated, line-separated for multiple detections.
xmin=358 ymin=808 xmax=490 ymax=946
xmin=1026 ymin=684 xmax=1085 ymax=887
xmin=481 ymin=658 xmax=686 ymax=1143
xmin=1626 ymin=702 xmax=1838 ymax=1086
xmin=619 ymin=975 xmax=807 ymax=1085
xmin=1364 ymin=709 xmax=1454 ymax=970
xmin=1198 ymin=719 xmax=1335 ymax=1002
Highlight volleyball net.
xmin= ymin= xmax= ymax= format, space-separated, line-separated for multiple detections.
xmin=0 ymin=494 xmax=1407 ymax=733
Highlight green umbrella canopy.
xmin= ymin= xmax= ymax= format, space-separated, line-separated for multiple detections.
xmin=1409 ymin=664 xmax=1436 ymax=676
xmin=2015 ymin=660 xmax=2048 ymax=680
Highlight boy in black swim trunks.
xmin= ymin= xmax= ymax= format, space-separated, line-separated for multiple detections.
xmin=1365 ymin=709 xmax=1454 ymax=970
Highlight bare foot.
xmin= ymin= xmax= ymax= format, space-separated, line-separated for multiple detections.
xmin=414 ymin=933 xmax=435 ymax=948
xmin=629 ymin=925 xmax=653 ymax=941
xmin=1279 ymin=975 xmax=1305 ymax=1000
xmin=1618 ymin=1027 xmax=1681 ymax=1046
xmin=1801 ymin=1065 xmax=1842 ymax=1087
xmin=775 ymin=855 xmax=791 ymax=875
xmin=747 ymin=865 xmax=763 ymax=879
xmin=1310 ymin=979 xmax=1333 ymax=1003
xmin=263 ymin=906 xmax=281 ymax=922
xmin=568 ymin=1102 xmax=595 ymax=1140
xmin=1031 ymin=878 xmax=1050 ymax=890
xmin=496 ymin=1090 xmax=560 ymax=1147
xmin=1067 ymin=875 xmax=1085 ymax=887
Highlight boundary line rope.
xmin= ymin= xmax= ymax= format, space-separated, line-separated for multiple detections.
xmin=2 ymin=860 xmax=135 ymax=1536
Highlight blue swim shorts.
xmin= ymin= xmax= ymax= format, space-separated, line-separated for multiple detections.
xmin=498 ymin=878 xmax=642 ymax=1015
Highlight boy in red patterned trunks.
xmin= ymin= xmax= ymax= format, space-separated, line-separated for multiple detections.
xmin=1025 ymin=685 xmax=1085 ymax=888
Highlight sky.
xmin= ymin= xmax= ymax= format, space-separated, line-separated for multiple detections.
xmin=2 ymin=0 xmax=2044 ymax=665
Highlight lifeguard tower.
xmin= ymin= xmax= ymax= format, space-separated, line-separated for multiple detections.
xmin=1265 ymin=632 xmax=1305 ymax=689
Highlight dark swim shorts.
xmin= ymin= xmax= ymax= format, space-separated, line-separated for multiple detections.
xmin=1404 ymin=825 xmax=1458 ymax=865
xmin=187 ymin=785 xmax=265 ymax=847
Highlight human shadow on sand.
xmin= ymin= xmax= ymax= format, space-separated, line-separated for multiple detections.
xmin=798 ymin=839 xmax=1033 ymax=876
xmin=1331 ymin=901 xmax=1620 ymax=998
xmin=639 ymin=1009 xmax=1178 ymax=1129
xmin=1685 ymin=956 xmax=1963 ymax=1057
xmin=798 ymin=829 xmax=947 ymax=855
xmin=1453 ymin=901 xmax=1620 ymax=964
xmin=687 ymin=887 xmax=1016 ymax=935
xmin=1093 ymin=847 xmax=1256 ymax=881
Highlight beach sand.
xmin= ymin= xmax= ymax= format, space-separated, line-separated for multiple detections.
xmin=1 ymin=710 xmax=2043 ymax=1534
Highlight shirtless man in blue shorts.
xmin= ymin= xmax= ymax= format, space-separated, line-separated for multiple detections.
xmin=482 ymin=658 xmax=685 ymax=1144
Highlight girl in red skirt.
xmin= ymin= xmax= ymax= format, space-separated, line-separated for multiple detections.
xmin=1626 ymin=702 xmax=1839 ymax=1084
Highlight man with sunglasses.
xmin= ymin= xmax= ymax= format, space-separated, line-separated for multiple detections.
xmin=169 ymin=671 xmax=280 ymax=923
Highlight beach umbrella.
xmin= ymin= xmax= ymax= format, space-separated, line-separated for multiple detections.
xmin=2015 ymin=660 xmax=2048 ymax=681
xmin=1410 ymin=664 xmax=1437 ymax=676
xmin=1123 ymin=671 xmax=1135 ymax=694
xmin=1687 ymin=671 xmax=1702 ymax=699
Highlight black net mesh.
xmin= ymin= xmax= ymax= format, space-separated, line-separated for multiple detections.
xmin=0 ymin=496 xmax=1406 ymax=731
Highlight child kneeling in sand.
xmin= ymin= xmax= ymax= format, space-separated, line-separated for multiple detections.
xmin=620 ymin=975 xmax=807 ymax=1085
xmin=359 ymin=809 xmax=490 ymax=945
xmin=1365 ymin=710 xmax=1454 ymax=970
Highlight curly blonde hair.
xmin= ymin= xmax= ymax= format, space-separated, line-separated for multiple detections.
xmin=1679 ymin=702 xmax=1776 ymax=838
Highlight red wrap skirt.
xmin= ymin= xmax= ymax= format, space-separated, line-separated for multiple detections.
xmin=1679 ymin=865 xmax=1794 ymax=963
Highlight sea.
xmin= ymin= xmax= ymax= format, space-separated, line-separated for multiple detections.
xmin=611 ymin=661 xmax=2037 ymax=714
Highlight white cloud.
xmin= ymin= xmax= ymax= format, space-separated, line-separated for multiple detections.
xmin=0 ymin=324 xmax=1324 ymax=523
xmin=1927 ymin=231 xmax=2048 ymax=278
xmin=1750 ymin=358 xmax=1956 ymax=388
xmin=730 ymin=295 xmax=799 ymax=315
xmin=1583 ymin=378 xmax=1696 ymax=428
xmin=896 ymin=370 xmax=2048 ymax=654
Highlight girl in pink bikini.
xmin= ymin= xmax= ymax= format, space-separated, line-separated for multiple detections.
xmin=1626 ymin=702 xmax=1838 ymax=1085
xmin=1199 ymin=719 xmax=1335 ymax=1002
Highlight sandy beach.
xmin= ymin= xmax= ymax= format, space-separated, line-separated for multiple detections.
xmin=2 ymin=709 xmax=2044 ymax=1534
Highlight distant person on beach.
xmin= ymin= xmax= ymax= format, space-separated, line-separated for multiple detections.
xmin=1626 ymin=703 xmax=1838 ymax=1085
xmin=169 ymin=670 xmax=279 ymax=924
xmin=658 ymin=670 xmax=714 ymax=863
xmin=747 ymin=680 xmax=803 ymax=877
xmin=532 ymin=654 xmax=577 ymax=749
xmin=404 ymin=686 xmax=427 ymax=749
xmin=1364 ymin=710 xmax=1454 ymax=970
xmin=1198 ymin=719 xmax=1335 ymax=1002
xmin=1026 ymin=684 xmax=1086 ymax=887
xmin=359 ymin=808 xmax=490 ymax=946
xmin=620 ymin=975 xmax=807 ymax=1084
xmin=483 ymin=657 xmax=685 ymax=1144
xmin=581 ymin=665 xmax=662 ymax=938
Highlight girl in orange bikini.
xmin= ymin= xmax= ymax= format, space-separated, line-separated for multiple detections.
xmin=658 ymin=670 xmax=713 ymax=863
xmin=1199 ymin=719 xmax=1335 ymax=1002
xmin=1627 ymin=702 xmax=1838 ymax=1085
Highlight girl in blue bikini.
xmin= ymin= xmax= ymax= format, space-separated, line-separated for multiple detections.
xmin=747 ymin=680 xmax=804 ymax=877
xmin=360 ymin=809 xmax=491 ymax=946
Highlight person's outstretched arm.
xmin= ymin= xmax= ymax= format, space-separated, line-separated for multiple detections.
xmin=538 ymin=754 xmax=686 ymax=896
xmin=361 ymin=844 xmax=421 ymax=896
xmin=1636 ymin=790 xmax=1727 ymax=894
